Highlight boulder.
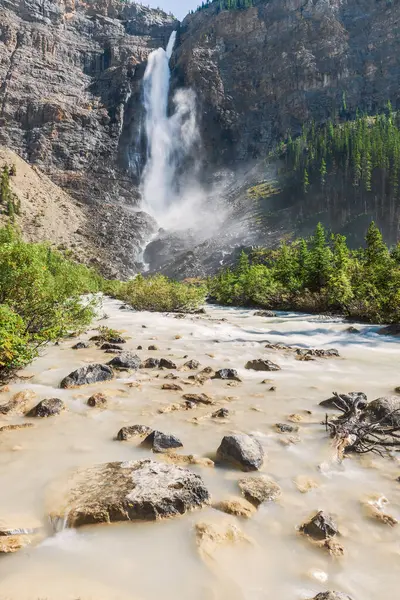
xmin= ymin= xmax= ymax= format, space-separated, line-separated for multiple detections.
xmin=245 ymin=359 xmax=281 ymax=371
xmin=107 ymin=352 xmax=141 ymax=370
xmin=162 ymin=383 xmax=183 ymax=391
xmin=300 ymin=511 xmax=339 ymax=540
xmin=87 ymin=393 xmax=107 ymax=408
xmin=217 ymin=434 xmax=264 ymax=471
xmin=142 ymin=358 xmax=161 ymax=368
xmin=91 ymin=335 xmax=126 ymax=344
xmin=28 ymin=398 xmax=65 ymax=418
xmin=182 ymin=359 xmax=200 ymax=370
xmin=296 ymin=348 xmax=339 ymax=358
xmin=312 ymin=593 xmax=353 ymax=600
xmin=238 ymin=475 xmax=281 ymax=506
xmin=116 ymin=425 xmax=153 ymax=441
xmin=363 ymin=396 xmax=400 ymax=427
xmin=320 ymin=392 xmax=368 ymax=411
xmin=148 ymin=345 xmax=159 ymax=351
xmin=275 ymin=423 xmax=298 ymax=433
xmin=142 ymin=430 xmax=183 ymax=453
xmin=51 ymin=460 xmax=210 ymax=527
xmin=72 ymin=341 xmax=90 ymax=350
xmin=254 ymin=310 xmax=277 ymax=317
xmin=0 ymin=390 xmax=36 ymax=415
xmin=183 ymin=393 xmax=214 ymax=406
xmin=60 ymin=364 xmax=114 ymax=388
xmin=101 ymin=343 xmax=123 ymax=351
xmin=345 ymin=326 xmax=360 ymax=334
xmin=165 ymin=373 xmax=179 ymax=380
xmin=212 ymin=369 xmax=242 ymax=382
xmin=159 ymin=358 xmax=177 ymax=369
xmin=377 ymin=324 xmax=400 ymax=337
xmin=212 ymin=408 xmax=230 ymax=418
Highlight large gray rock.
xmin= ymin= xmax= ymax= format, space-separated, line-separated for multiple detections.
xmin=143 ymin=430 xmax=183 ymax=453
xmin=300 ymin=511 xmax=339 ymax=540
xmin=245 ymin=359 xmax=281 ymax=372
xmin=60 ymin=364 xmax=114 ymax=388
xmin=377 ymin=324 xmax=400 ymax=337
xmin=107 ymin=352 xmax=141 ymax=370
xmin=212 ymin=369 xmax=242 ymax=382
xmin=51 ymin=460 xmax=210 ymax=528
xmin=28 ymin=398 xmax=65 ymax=418
xmin=217 ymin=434 xmax=264 ymax=471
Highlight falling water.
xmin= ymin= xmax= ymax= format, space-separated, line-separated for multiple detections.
xmin=141 ymin=31 xmax=199 ymax=225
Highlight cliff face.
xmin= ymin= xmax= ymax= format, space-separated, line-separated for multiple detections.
xmin=0 ymin=0 xmax=176 ymax=204
xmin=175 ymin=0 xmax=400 ymax=165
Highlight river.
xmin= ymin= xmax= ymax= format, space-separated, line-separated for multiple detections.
xmin=0 ymin=299 xmax=399 ymax=599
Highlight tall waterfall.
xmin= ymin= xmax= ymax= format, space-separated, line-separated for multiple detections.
xmin=141 ymin=31 xmax=199 ymax=226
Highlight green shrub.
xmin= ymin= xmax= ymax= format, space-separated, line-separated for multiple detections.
xmin=105 ymin=274 xmax=207 ymax=312
xmin=0 ymin=305 xmax=34 ymax=371
xmin=210 ymin=222 xmax=400 ymax=323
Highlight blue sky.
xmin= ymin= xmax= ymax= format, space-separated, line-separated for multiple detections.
xmin=149 ymin=1 xmax=200 ymax=19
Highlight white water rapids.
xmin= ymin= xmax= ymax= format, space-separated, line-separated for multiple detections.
xmin=0 ymin=302 xmax=399 ymax=599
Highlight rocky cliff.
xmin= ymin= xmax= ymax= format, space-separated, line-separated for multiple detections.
xmin=0 ymin=0 xmax=399 ymax=278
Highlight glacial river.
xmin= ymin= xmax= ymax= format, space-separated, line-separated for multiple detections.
xmin=0 ymin=299 xmax=399 ymax=600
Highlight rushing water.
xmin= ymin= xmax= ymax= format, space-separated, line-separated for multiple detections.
xmin=0 ymin=300 xmax=399 ymax=600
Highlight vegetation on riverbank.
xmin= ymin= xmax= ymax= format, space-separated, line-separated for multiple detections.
xmin=103 ymin=274 xmax=207 ymax=313
xmin=0 ymin=226 xmax=207 ymax=377
xmin=209 ymin=222 xmax=400 ymax=324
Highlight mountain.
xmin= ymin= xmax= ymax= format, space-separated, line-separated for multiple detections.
xmin=0 ymin=0 xmax=399 ymax=277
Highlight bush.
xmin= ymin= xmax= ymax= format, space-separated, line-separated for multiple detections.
xmin=210 ymin=222 xmax=400 ymax=323
xmin=0 ymin=226 xmax=101 ymax=378
xmin=104 ymin=274 xmax=207 ymax=312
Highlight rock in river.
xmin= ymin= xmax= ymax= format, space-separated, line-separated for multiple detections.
xmin=238 ymin=475 xmax=281 ymax=506
xmin=217 ymin=434 xmax=264 ymax=471
xmin=142 ymin=430 xmax=183 ymax=453
xmin=101 ymin=343 xmax=123 ymax=351
xmin=117 ymin=425 xmax=153 ymax=441
xmin=0 ymin=390 xmax=37 ymax=415
xmin=28 ymin=398 xmax=65 ymax=418
xmin=72 ymin=341 xmax=90 ymax=350
xmin=107 ymin=352 xmax=141 ymax=370
xmin=300 ymin=511 xmax=339 ymax=540
xmin=254 ymin=310 xmax=277 ymax=317
xmin=363 ymin=396 xmax=400 ymax=427
xmin=0 ymin=516 xmax=42 ymax=554
xmin=245 ymin=359 xmax=281 ymax=372
xmin=61 ymin=364 xmax=114 ymax=388
xmin=51 ymin=460 xmax=210 ymax=527
xmin=87 ymin=393 xmax=107 ymax=408
xmin=320 ymin=391 xmax=367 ymax=411
xmin=377 ymin=324 xmax=400 ymax=337
xmin=212 ymin=369 xmax=242 ymax=382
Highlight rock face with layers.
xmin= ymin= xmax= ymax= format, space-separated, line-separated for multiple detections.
xmin=51 ymin=460 xmax=210 ymax=528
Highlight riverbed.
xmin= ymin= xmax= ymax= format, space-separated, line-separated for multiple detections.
xmin=0 ymin=299 xmax=399 ymax=600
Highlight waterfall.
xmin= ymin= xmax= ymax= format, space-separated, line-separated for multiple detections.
xmin=141 ymin=31 xmax=199 ymax=226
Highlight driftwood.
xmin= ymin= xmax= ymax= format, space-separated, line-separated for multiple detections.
xmin=325 ymin=392 xmax=400 ymax=458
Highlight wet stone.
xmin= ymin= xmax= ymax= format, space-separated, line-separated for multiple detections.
xmin=182 ymin=359 xmax=200 ymax=370
xmin=143 ymin=430 xmax=183 ymax=453
xmin=364 ymin=396 xmax=400 ymax=427
xmin=28 ymin=398 xmax=65 ymax=418
xmin=61 ymin=364 xmax=114 ymax=388
xmin=72 ymin=341 xmax=90 ymax=350
xmin=245 ymin=359 xmax=281 ymax=372
xmin=217 ymin=434 xmax=264 ymax=471
xmin=345 ymin=326 xmax=360 ymax=334
xmin=183 ymin=393 xmax=214 ymax=405
xmin=87 ymin=393 xmax=107 ymax=408
xmin=300 ymin=511 xmax=339 ymax=540
xmin=101 ymin=343 xmax=123 ymax=351
xmin=0 ymin=423 xmax=34 ymax=433
xmin=377 ymin=324 xmax=400 ymax=337
xmin=238 ymin=475 xmax=281 ymax=506
xmin=137 ymin=345 xmax=143 ymax=350
xmin=162 ymin=383 xmax=183 ymax=391
xmin=107 ymin=352 xmax=141 ymax=370
xmin=51 ymin=460 xmax=210 ymax=528
xmin=213 ymin=497 xmax=256 ymax=518
xmin=254 ymin=310 xmax=277 ymax=317
xmin=212 ymin=408 xmax=229 ymax=418
xmin=0 ymin=390 xmax=36 ymax=415
xmin=117 ymin=425 xmax=153 ymax=441
xmin=148 ymin=345 xmax=158 ymax=351
xmin=142 ymin=358 xmax=160 ymax=368
xmin=159 ymin=358 xmax=177 ymax=369
xmin=275 ymin=423 xmax=298 ymax=433
xmin=165 ymin=373 xmax=179 ymax=380
xmin=212 ymin=369 xmax=242 ymax=382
